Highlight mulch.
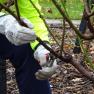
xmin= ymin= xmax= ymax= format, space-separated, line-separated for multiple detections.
xmin=6 ymin=26 xmax=94 ymax=94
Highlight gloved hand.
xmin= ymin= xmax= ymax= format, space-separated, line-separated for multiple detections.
xmin=35 ymin=59 xmax=59 ymax=80
xmin=0 ymin=14 xmax=36 ymax=45
xmin=34 ymin=45 xmax=59 ymax=80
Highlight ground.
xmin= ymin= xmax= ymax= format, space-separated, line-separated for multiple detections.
xmin=6 ymin=60 xmax=94 ymax=94
xmin=6 ymin=23 xmax=94 ymax=94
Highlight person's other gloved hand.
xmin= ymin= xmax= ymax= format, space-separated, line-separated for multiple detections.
xmin=0 ymin=15 xmax=36 ymax=45
xmin=35 ymin=59 xmax=58 ymax=80
xmin=34 ymin=45 xmax=59 ymax=80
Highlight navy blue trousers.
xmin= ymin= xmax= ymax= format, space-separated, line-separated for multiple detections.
xmin=0 ymin=34 xmax=51 ymax=94
xmin=75 ymin=18 xmax=87 ymax=46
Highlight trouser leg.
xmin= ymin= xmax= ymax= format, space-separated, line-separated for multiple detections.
xmin=11 ymin=44 xmax=52 ymax=94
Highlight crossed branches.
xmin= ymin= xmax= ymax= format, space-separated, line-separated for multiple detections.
xmin=0 ymin=0 xmax=94 ymax=82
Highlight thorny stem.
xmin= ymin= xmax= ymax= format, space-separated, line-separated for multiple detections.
xmin=29 ymin=0 xmax=61 ymax=47
xmin=0 ymin=0 xmax=14 ymax=11
xmin=0 ymin=3 xmax=18 ymax=20
xmin=60 ymin=0 xmax=67 ymax=55
xmin=51 ymin=0 xmax=94 ymax=82
xmin=85 ymin=11 xmax=94 ymax=18
xmin=14 ymin=0 xmax=21 ymax=21
xmin=0 ymin=2 xmax=70 ymax=62
xmin=1 ymin=1 xmax=94 ymax=82
xmin=60 ymin=19 xmax=66 ymax=55
xmin=83 ymin=0 xmax=91 ymax=15
xmin=83 ymin=0 xmax=94 ymax=35
xmin=52 ymin=0 xmax=94 ymax=40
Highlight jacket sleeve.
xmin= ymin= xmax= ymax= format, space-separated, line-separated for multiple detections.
xmin=18 ymin=0 xmax=49 ymax=50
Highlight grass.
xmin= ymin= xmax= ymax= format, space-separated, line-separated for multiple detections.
xmin=39 ymin=0 xmax=84 ymax=20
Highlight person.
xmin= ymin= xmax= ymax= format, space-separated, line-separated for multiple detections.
xmin=0 ymin=0 xmax=58 ymax=94
xmin=73 ymin=0 xmax=94 ymax=54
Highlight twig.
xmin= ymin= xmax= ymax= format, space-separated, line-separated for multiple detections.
xmin=14 ymin=0 xmax=21 ymax=21
xmin=0 ymin=2 xmax=72 ymax=63
xmin=60 ymin=19 xmax=66 ymax=55
xmin=0 ymin=3 xmax=18 ymax=20
xmin=85 ymin=11 xmax=94 ymax=18
xmin=83 ymin=0 xmax=94 ymax=35
xmin=1 ymin=1 xmax=94 ymax=83
xmin=0 ymin=0 xmax=14 ymax=11
xmin=52 ymin=0 xmax=94 ymax=40
xmin=29 ymin=0 xmax=60 ymax=47
xmin=83 ymin=0 xmax=91 ymax=15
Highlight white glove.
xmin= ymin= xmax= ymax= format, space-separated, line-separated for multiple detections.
xmin=34 ymin=44 xmax=50 ymax=66
xmin=34 ymin=45 xmax=59 ymax=80
xmin=0 ymin=14 xmax=36 ymax=45
xmin=35 ymin=59 xmax=59 ymax=80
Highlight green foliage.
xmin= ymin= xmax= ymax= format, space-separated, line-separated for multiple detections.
xmin=66 ymin=0 xmax=84 ymax=19
xmin=39 ymin=0 xmax=84 ymax=19
xmin=39 ymin=0 xmax=62 ymax=19
xmin=0 ymin=0 xmax=6 ymax=3
xmin=78 ymin=37 xmax=94 ymax=69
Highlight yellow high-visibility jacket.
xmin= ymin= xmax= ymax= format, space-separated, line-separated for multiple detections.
xmin=0 ymin=0 xmax=49 ymax=50
xmin=18 ymin=0 xmax=49 ymax=49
